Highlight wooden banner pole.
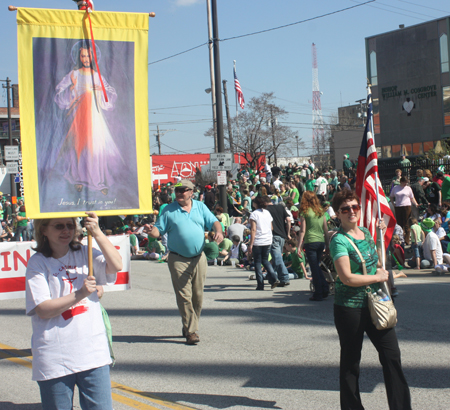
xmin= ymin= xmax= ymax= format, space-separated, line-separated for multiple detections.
xmin=88 ymin=231 xmax=94 ymax=277
xmin=8 ymin=6 xmax=155 ymax=16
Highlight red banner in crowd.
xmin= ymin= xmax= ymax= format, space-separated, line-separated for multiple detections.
xmin=0 ymin=235 xmax=131 ymax=300
xmin=151 ymin=153 xmax=266 ymax=185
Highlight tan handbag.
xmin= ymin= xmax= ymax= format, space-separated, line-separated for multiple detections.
xmin=342 ymin=234 xmax=397 ymax=330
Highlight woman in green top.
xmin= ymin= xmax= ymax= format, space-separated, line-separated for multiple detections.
xmin=14 ymin=205 xmax=29 ymax=241
xmin=330 ymin=189 xmax=411 ymax=410
xmin=289 ymin=181 xmax=300 ymax=205
xmin=297 ymin=191 xmax=330 ymax=301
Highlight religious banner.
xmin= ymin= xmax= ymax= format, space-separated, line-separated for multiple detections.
xmin=0 ymin=234 xmax=131 ymax=301
xmin=17 ymin=8 xmax=152 ymax=218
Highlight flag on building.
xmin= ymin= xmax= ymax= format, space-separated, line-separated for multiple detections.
xmin=355 ymin=86 xmax=396 ymax=250
xmin=234 ymin=65 xmax=245 ymax=109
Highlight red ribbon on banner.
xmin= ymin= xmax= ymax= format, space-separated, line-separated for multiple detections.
xmin=79 ymin=1 xmax=109 ymax=103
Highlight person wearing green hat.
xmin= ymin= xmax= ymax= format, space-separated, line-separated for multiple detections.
xmin=421 ymin=217 xmax=450 ymax=271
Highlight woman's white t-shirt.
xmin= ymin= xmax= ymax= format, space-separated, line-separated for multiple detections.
xmin=249 ymin=209 xmax=273 ymax=246
xmin=26 ymin=245 xmax=116 ymax=381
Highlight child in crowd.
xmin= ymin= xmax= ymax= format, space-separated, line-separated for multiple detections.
xmin=391 ymin=234 xmax=405 ymax=267
xmin=222 ymin=235 xmax=248 ymax=267
xmin=283 ymin=239 xmax=310 ymax=280
xmin=409 ymin=217 xmax=424 ymax=270
xmin=204 ymin=231 xmax=220 ymax=265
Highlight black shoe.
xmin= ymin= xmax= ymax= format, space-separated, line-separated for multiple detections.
xmin=309 ymin=296 xmax=324 ymax=301
xmin=256 ymin=286 xmax=264 ymax=290
xmin=271 ymin=280 xmax=280 ymax=289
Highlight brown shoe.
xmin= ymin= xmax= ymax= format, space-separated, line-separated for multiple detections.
xmin=186 ymin=333 xmax=200 ymax=345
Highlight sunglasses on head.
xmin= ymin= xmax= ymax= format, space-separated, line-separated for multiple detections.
xmin=50 ymin=223 xmax=76 ymax=231
xmin=339 ymin=204 xmax=361 ymax=214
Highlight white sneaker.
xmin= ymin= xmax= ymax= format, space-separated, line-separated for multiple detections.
xmin=248 ymin=274 xmax=256 ymax=280
xmin=443 ymin=266 xmax=449 ymax=273
xmin=435 ymin=265 xmax=443 ymax=273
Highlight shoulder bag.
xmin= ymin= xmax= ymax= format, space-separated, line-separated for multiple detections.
xmin=342 ymin=234 xmax=397 ymax=330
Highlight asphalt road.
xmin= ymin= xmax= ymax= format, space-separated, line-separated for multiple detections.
xmin=1 ymin=260 xmax=450 ymax=410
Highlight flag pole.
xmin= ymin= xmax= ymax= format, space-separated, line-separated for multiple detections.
xmin=234 ymin=60 xmax=241 ymax=165
xmin=368 ymin=81 xmax=386 ymax=269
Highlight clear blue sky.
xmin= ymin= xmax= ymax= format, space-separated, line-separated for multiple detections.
xmin=1 ymin=0 xmax=449 ymax=157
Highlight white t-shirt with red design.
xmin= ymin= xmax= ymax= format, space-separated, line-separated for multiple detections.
xmin=26 ymin=245 xmax=116 ymax=381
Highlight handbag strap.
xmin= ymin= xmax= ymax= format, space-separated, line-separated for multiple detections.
xmin=341 ymin=233 xmax=367 ymax=276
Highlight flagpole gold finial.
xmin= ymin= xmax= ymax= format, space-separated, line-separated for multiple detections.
xmin=149 ymin=12 xmax=156 ymax=17
xmin=8 ymin=6 xmax=18 ymax=11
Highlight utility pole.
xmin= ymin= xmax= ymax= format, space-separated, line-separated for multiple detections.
xmin=153 ymin=127 xmax=176 ymax=155
xmin=206 ymin=0 xmax=218 ymax=153
xmin=1 ymin=78 xmax=16 ymax=197
xmin=295 ymin=135 xmax=299 ymax=157
xmin=222 ymin=80 xmax=234 ymax=154
xmin=211 ymin=0 xmax=227 ymax=213
xmin=156 ymin=125 xmax=161 ymax=155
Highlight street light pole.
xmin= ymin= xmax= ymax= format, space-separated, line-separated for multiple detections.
xmin=206 ymin=0 xmax=217 ymax=153
xmin=211 ymin=0 xmax=227 ymax=213
xmin=1 ymin=77 xmax=16 ymax=197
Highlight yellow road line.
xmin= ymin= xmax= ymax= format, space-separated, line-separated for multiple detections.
xmin=111 ymin=382 xmax=197 ymax=410
xmin=111 ymin=392 xmax=160 ymax=410
xmin=0 ymin=342 xmax=33 ymax=368
xmin=0 ymin=342 xmax=197 ymax=410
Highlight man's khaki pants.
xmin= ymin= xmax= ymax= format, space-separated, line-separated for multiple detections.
xmin=168 ymin=252 xmax=207 ymax=335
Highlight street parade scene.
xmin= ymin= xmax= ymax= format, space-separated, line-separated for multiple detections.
xmin=1 ymin=1 xmax=450 ymax=409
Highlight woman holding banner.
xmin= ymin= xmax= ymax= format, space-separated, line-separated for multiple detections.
xmin=25 ymin=212 xmax=122 ymax=410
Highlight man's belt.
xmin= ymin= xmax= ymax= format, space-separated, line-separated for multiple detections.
xmin=170 ymin=251 xmax=202 ymax=259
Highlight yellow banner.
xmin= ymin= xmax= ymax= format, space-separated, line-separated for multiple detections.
xmin=17 ymin=8 xmax=152 ymax=218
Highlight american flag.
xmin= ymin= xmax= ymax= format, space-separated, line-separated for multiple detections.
xmin=355 ymin=86 xmax=396 ymax=251
xmin=234 ymin=67 xmax=245 ymax=109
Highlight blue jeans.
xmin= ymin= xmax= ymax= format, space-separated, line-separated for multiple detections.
xmin=14 ymin=225 xmax=27 ymax=241
xmin=270 ymin=235 xmax=289 ymax=284
xmin=253 ymin=244 xmax=278 ymax=289
xmin=304 ymin=242 xmax=328 ymax=299
xmin=37 ymin=365 xmax=112 ymax=410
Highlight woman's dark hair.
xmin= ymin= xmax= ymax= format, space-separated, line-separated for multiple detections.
xmin=215 ymin=206 xmax=223 ymax=214
xmin=33 ymin=218 xmax=82 ymax=258
xmin=427 ymin=203 xmax=439 ymax=216
xmin=400 ymin=176 xmax=409 ymax=184
xmin=253 ymin=196 xmax=267 ymax=209
xmin=160 ymin=193 xmax=170 ymax=204
xmin=19 ymin=205 xmax=25 ymax=213
xmin=331 ymin=189 xmax=361 ymax=213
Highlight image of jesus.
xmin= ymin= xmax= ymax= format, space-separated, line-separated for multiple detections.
xmin=54 ymin=40 xmax=122 ymax=195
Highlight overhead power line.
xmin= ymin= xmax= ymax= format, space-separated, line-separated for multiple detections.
xmin=221 ymin=0 xmax=376 ymax=42
xmin=148 ymin=1 xmax=376 ymax=65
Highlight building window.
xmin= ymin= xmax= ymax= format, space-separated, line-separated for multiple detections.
xmin=440 ymin=34 xmax=449 ymax=73
xmin=413 ymin=143 xmax=423 ymax=155
xmin=382 ymin=146 xmax=391 ymax=158
xmin=444 ymin=86 xmax=450 ymax=126
xmin=423 ymin=141 xmax=434 ymax=152
xmin=402 ymin=144 xmax=412 ymax=156
xmin=370 ymin=51 xmax=378 ymax=86
xmin=372 ymin=98 xmax=380 ymax=134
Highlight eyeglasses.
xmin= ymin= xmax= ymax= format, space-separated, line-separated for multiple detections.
xmin=49 ymin=223 xmax=76 ymax=231
xmin=339 ymin=204 xmax=361 ymax=214
xmin=175 ymin=188 xmax=191 ymax=194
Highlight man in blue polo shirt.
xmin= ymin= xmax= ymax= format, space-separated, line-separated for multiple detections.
xmin=146 ymin=180 xmax=223 ymax=345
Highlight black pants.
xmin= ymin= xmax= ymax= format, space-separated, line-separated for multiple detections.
xmin=334 ymin=304 xmax=411 ymax=410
